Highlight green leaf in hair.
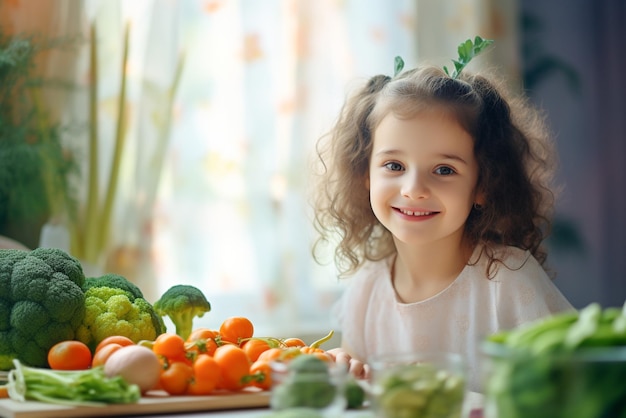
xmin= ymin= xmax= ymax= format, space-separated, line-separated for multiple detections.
xmin=443 ymin=36 xmax=494 ymax=79
xmin=393 ymin=56 xmax=405 ymax=77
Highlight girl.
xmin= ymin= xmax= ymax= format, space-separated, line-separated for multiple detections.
xmin=312 ymin=62 xmax=574 ymax=391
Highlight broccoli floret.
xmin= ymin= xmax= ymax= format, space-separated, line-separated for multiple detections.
xmin=153 ymin=284 xmax=211 ymax=340
xmin=76 ymin=276 xmax=166 ymax=351
xmin=83 ymin=273 xmax=144 ymax=300
xmin=0 ymin=248 xmax=86 ymax=370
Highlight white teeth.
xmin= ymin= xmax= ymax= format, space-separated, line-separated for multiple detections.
xmin=400 ymin=209 xmax=432 ymax=216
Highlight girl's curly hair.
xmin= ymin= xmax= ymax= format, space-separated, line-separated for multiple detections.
xmin=311 ymin=66 xmax=557 ymax=278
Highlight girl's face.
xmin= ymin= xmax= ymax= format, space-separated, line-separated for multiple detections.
xmin=368 ymin=110 xmax=481 ymax=248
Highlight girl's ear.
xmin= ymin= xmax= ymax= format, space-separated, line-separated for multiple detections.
xmin=365 ymin=175 xmax=370 ymax=190
xmin=474 ymin=189 xmax=485 ymax=207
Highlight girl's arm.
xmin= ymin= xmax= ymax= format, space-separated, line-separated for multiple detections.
xmin=326 ymin=339 xmax=370 ymax=380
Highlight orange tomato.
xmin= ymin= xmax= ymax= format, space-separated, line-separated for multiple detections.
xmin=186 ymin=328 xmax=219 ymax=343
xmin=283 ymin=337 xmax=306 ymax=348
xmin=249 ymin=360 xmax=272 ymax=390
xmin=256 ymin=347 xmax=284 ymax=363
xmin=153 ymin=333 xmax=187 ymax=362
xmin=187 ymin=354 xmax=220 ymax=395
xmin=186 ymin=328 xmax=219 ymax=356
xmin=160 ymin=361 xmax=194 ymax=395
xmin=300 ymin=346 xmax=332 ymax=361
xmin=219 ymin=316 xmax=254 ymax=345
xmin=95 ymin=335 xmax=135 ymax=353
xmin=92 ymin=342 xmax=123 ymax=367
xmin=213 ymin=344 xmax=251 ymax=391
xmin=48 ymin=340 xmax=92 ymax=370
xmin=241 ymin=339 xmax=271 ymax=362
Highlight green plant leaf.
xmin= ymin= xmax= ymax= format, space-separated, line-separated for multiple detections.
xmin=393 ymin=56 xmax=405 ymax=77
xmin=446 ymin=36 xmax=494 ymax=79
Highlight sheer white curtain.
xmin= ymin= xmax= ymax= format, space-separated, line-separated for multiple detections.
xmin=5 ymin=0 xmax=518 ymax=339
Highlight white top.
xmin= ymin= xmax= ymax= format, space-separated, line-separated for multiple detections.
xmin=332 ymin=245 xmax=574 ymax=392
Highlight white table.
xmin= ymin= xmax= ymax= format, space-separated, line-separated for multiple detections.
xmin=138 ymin=392 xmax=484 ymax=417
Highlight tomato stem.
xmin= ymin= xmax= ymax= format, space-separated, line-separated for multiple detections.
xmin=310 ymin=330 xmax=334 ymax=349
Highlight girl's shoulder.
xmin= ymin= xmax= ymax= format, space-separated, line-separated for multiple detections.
xmin=471 ymin=244 xmax=543 ymax=279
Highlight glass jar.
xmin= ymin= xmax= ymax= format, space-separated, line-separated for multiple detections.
xmin=481 ymin=341 xmax=626 ymax=418
xmin=270 ymin=356 xmax=348 ymax=417
xmin=369 ymin=352 xmax=467 ymax=418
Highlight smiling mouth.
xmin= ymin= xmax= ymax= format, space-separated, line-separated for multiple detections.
xmin=398 ymin=209 xmax=437 ymax=217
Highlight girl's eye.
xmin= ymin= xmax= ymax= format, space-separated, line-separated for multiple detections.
xmin=435 ymin=166 xmax=456 ymax=175
xmin=383 ymin=162 xmax=404 ymax=171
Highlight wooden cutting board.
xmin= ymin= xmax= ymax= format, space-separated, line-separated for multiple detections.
xmin=0 ymin=389 xmax=271 ymax=418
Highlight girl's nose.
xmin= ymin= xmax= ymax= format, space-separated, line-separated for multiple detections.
xmin=401 ymin=171 xmax=430 ymax=199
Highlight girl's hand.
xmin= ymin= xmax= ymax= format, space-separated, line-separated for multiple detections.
xmin=326 ymin=347 xmax=370 ymax=380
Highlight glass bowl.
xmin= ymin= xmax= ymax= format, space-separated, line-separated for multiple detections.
xmin=481 ymin=341 xmax=626 ymax=418
xmin=269 ymin=355 xmax=348 ymax=417
xmin=369 ymin=352 xmax=467 ymax=418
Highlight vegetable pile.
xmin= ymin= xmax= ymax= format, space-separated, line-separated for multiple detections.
xmin=0 ymin=247 xmax=364 ymax=410
xmin=0 ymin=248 xmax=165 ymax=370
xmin=483 ymin=302 xmax=626 ymax=418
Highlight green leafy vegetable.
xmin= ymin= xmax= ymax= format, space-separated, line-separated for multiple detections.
xmin=443 ymin=36 xmax=494 ymax=79
xmin=7 ymin=359 xmax=140 ymax=406
xmin=483 ymin=302 xmax=626 ymax=418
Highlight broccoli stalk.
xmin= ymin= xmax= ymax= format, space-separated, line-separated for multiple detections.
xmin=153 ymin=285 xmax=211 ymax=340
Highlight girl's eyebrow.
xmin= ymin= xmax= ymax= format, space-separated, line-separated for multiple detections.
xmin=439 ymin=153 xmax=469 ymax=165
xmin=372 ymin=149 xmax=402 ymax=157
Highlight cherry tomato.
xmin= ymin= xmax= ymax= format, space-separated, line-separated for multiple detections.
xmin=95 ymin=335 xmax=134 ymax=353
xmin=213 ymin=344 xmax=251 ymax=391
xmin=92 ymin=342 xmax=123 ymax=367
xmin=187 ymin=354 xmax=220 ymax=395
xmin=153 ymin=333 xmax=187 ymax=362
xmin=242 ymin=339 xmax=271 ymax=362
xmin=249 ymin=360 xmax=272 ymax=390
xmin=282 ymin=337 xmax=306 ymax=348
xmin=160 ymin=361 xmax=194 ymax=395
xmin=186 ymin=328 xmax=219 ymax=356
xmin=48 ymin=340 xmax=92 ymax=370
xmin=257 ymin=347 xmax=284 ymax=362
xmin=186 ymin=328 xmax=219 ymax=343
xmin=219 ymin=317 xmax=254 ymax=345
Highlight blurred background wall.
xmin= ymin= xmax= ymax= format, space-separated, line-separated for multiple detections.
xmin=520 ymin=0 xmax=625 ymax=309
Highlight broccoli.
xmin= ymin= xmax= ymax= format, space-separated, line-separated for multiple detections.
xmin=83 ymin=273 xmax=144 ymax=300
xmin=76 ymin=274 xmax=166 ymax=351
xmin=153 ymin=284 xmax=211 ymax=340
xmin=0 ymin=248 xmax=86 ymax=370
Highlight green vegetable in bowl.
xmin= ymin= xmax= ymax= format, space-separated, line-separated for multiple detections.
xmin=270 ymin=354 xmax=347 ymax=412
xmin=153 ymin=284 xmax=211 ymax=340
xmin=345 ymin=377 xmax=365 ymax=409
xmin=483 ymin=301 xmax=626 ymax=418
xmin=373 ymin=362 xmax=465 ymax=418
xmin=0 ymin=248 xmax=86 ymax=370
xmin=7 ymin=359 xmax=140 ymax=406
